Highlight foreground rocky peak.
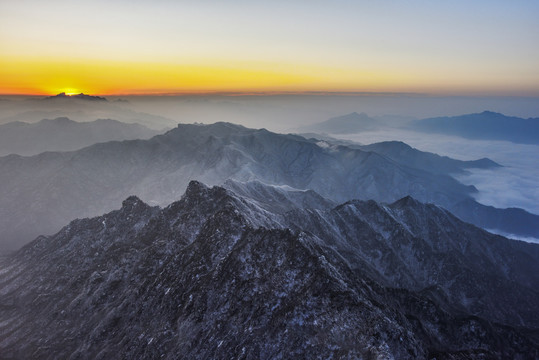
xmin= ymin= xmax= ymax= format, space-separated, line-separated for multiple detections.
xmin=1 ymin=181 xmax=538 ymax=358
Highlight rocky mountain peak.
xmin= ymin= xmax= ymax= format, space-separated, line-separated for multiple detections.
xmin=181 ymin=180 xmax=231 ymax=206
xmin=1 ymin=181 xmax=539 ymax=358
xmin=121 ymin=195 xmax=148 ymax=212
xmin=184 ymin=179 xmax=209 ymax=195
xmin=390 ymin=195 xmax=423 ymax=209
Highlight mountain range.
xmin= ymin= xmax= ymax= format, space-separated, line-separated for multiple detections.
xmin=0 ymin=96 xmax=174 ymax=129
xmin=0 ymin=117 xmax=162 ymax=156
xmin=412 ymin=111 xmax=539 ymax=144
xmin=299 ymin=110 xmax=539 ymax=145
xmin=355 ymin=140 xmax=500 ymax=175
xmin=0 ymin=122 xmax=537 ymax=253
xmin=1 ymin=181 xmax=538 ymax=358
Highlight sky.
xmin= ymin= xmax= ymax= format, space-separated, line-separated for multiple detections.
xmin=1 ymin=0 xmax=538 ymax=95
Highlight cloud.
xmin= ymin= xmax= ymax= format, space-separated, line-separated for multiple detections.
xmin=486 ymin=229 xmax=539 ymax=245
xmin=335 ymin=129 xmax=539 ymax=215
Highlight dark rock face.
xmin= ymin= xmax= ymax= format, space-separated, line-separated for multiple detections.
xmin=1 ymin=181 xmax=538 ymax=359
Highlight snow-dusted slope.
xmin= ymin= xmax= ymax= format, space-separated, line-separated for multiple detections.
xmin=1 ymin=181 xmax=538 ymax=358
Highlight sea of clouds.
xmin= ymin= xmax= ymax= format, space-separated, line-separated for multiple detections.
xmin=333 ymin=129 xmax=539 ymax=216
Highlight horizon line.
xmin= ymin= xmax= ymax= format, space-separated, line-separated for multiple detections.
xmin=3 ymin=90 xmax=539 ymax=98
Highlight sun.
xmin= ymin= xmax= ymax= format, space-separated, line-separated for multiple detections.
xmin=61 ymin=88 xmax=81 ymax=96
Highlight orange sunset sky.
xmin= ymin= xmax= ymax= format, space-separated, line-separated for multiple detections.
xmin=1 ymin=0 xmax=538 ymax=96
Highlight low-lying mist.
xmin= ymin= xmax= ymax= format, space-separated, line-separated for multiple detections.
xmin=3 ymin=93 xmax=539 ymax=132
xmin=121 ymin=94 xmax=539 ymax=133
xmin=333 ymin=129 xmax=539 ymax=216
xmin=1 ymin=92 xmax=537 ymax=224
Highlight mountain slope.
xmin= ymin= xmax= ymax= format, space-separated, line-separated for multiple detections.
xmin=413 ymin=111 xmax=539 ymax=144
xmin=451 ymin=198 xmax=539 ymax=239
xmin=222 ymin=181 xmax=539 ymax=328
xmin=298 ymin=137 xmax=539 ymax=240
xmin=0 ymin=117 xmax=161 ymax=156
xmin=1 ymin=181 xmax=538 ymax=359
xmin=0 ymin=122 xmax=482 ymax=252
xmin=357 ymin=140 xmax=501 ymax=175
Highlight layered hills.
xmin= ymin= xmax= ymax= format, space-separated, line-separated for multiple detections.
xmin=0 ymin=122 xmax=536 ymax=253
xmin=0 ymin=117 xmax=161 ymax=156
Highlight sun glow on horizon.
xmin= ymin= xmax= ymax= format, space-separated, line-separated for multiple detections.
xmin=60 ymin=89 xmax=81 ymax=96
xmin=1 ymin=1 xmax=538 ymax=97
xmin=2 ymin=56 xmax=538 ymax=97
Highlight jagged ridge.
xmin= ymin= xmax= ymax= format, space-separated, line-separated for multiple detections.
xmin=1 ymin=181 xmax=538 ymax=359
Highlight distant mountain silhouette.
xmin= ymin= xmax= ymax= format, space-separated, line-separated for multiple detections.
xmin=413 ymin=111 xmax=539 ymax=144
xmin=356 ymin=140 xmax=501 ymax=175
xmin=0 ymin=117 xmax=162 ymax=156
xmin=44 ymin=92 xmax=108 ymax=101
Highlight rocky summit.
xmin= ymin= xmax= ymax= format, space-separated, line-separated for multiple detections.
xmin=1 ymin=181 xmax=538 ymax=359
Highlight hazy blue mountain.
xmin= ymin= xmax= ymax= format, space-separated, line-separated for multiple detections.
xmin=296 ymin=137 xmax=502 ymax=176
xmin=0 ymin=117 xmax=162 ymax=156
xmin=0 ymin=96 xmax=175 ymax=129
xmin=356 ymin=140 xmax=501 ymax=175
xmin=298 ymin=112 xmax=379 ymax=133
xmin=451 ymin=198 xmax=539 ymax=238
xmin=1 ymin=181 xmax=537 ymax=358
xmin=413 ymin=111 xmax=539 ymax=144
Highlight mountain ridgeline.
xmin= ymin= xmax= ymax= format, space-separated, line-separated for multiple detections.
xmin=355 ymin=140 xmax=501 ymax=175
xmin=1 ymin=181 xmax=538 ymax=358
xmin=299 ymin=110 xmax=539 ymax=145
xmin=0 ymin=117 xmax=161 ymax=156
xmin=413 ymin=111 xmax=539 ymax=144
xmin=0 ymin=122 xmax=537 ymax=253
xmin=44 ymin=92 xmax=108 ymax=101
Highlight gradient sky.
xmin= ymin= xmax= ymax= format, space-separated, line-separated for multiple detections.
xmin=1 ymin=0 xmax=538 ymax=95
